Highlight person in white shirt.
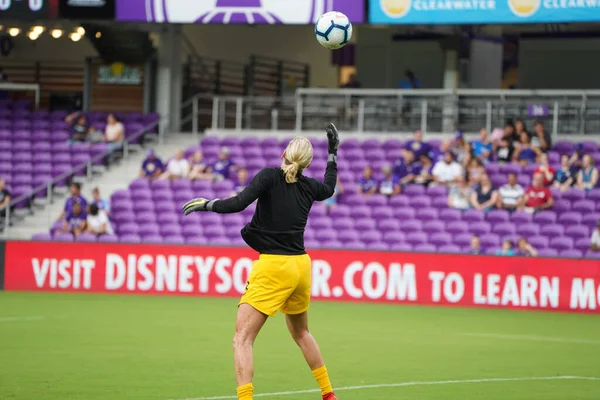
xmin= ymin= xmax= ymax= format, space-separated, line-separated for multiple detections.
xmin=497 ymin=173 xmax=525 ymax=212
xmin=432 ymin=151 xmax=464 ymax=185
xmin=162 ymin=149 xmax=190 ymax=180
xmin=86 ymin=204 xmax=113 ymax=236
xmin=591 ymin=221 xmax=600 ymax=252
xmin=447 ymin=175 xmax=472 ymax=210
xmin=104 ymin=113 xmax=125 ymax=150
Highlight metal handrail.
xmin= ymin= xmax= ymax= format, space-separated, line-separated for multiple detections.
xmin=1 ymin=120 xmax=161 ymax=234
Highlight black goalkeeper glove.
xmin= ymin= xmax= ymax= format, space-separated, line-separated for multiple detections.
xmin=326 ymin=123 xmax=340 ymax=156
xmin=182 ymin=197 xmax=219 ymax=215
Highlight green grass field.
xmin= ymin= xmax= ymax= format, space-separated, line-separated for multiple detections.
xmin=1 ymin=292 xmax=599 ymax=400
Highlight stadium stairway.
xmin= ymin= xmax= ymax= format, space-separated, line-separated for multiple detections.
xmin=5 ymin=133 xmax=199 ymax=240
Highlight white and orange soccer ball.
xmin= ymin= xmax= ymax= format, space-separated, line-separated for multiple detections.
xmin=315 ymin=11 xmax=353 ymax=50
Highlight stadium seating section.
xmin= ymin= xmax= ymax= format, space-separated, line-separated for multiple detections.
xmin=0 ymin=99 xmax=158 ymax=208
xmin=30 ymin=133 xmax=600 ymax=259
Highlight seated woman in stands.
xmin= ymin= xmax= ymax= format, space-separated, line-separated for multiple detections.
xmin=104 ymin=113 xmax=125 ymax=150
xmin=65 ymin=112 xmax=91 ymax=143
xmin=576 ymin=154 xmax=599 ymax=191
xmin=232 ymin=168 xmax=249 ymax=195
xmin=513 ymin=131 xmax=541 ymax=166
xmin=188 ymin=150 xmax=213 ymax=180
xmin=554 ymin=154 xmax=575 ymax=192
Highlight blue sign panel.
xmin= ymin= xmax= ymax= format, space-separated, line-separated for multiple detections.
xmin=370 ymin=0 xmax=600 ymax=24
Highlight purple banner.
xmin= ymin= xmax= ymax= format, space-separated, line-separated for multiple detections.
xmin=527 ymin=104 xmax=549 ymax=118
xmin=117 ymin=0 xmax=364 ymax=24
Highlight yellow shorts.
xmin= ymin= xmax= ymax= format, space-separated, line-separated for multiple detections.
xmin=239 ymin=254 xmax=312 ymax=317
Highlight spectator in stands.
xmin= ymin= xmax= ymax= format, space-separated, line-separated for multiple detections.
xmin=576 ymin=154 xmax=599 ymax=191
xmin=163 ymin=149 xmax=190 ymax=181
xmin=232 ymin=168 xmax=249 ymax=195
xmin=497 ymin=172 xmax=524 ymax=212
xmin=58 ymin=201 xmax=86 ymax=238
xmin=470 ymin=236 xmax=481 ymax=255
xmin=140 ymin=149 xmax=164 ymax=181
xmin=495 ymin=136 xmax=514 ymax=164
xmin=432 ymin=151 xmax=463 ymax=186
xmin=568 ymin=143 xmax=584 ymax=172
xmin=403 ymin=130 xmax=430 ymax=159
xmin=514 ymin=119 xmax=528 ymax=137
xmin=472 ymin=128 xmax=493 ymax=162
xmin=503 ymin=120 xmax=517 ymax=144
xmin=448 ymin=175 xmax=472 ymax=210
xmin=397 ymin=69 xmax=422 ymax=89
xmin=496 ymin=240 xmax=515 ymax=256
xmin=532 ymin=120 xmax=552 ymax=152
xmin=590 ymin=220 xmax=600 ymax=252
xmin=430 ymin=139 xmax=450 ymax=163
xmin=513 ymin=131 xmax=540 ymax=166
xmin=91 ymin=187 xmax=110 ymax=215
xmin=516 ymin=237 xmax=538 ymax=257
xmin=470 ymin=174 xmax=498 ymax=212
xmin=451 ymin=131 xmax=468 ymax=164
xmin=414 ymin=154 xmax=433 ymax=186
xmin=57 ymin=182 xmax=87 ymax=222
xmin=188 ymin=150 xmax=213 ymax=181
xmin=65 ymin=112 xmax=92 ymax=143
xmin=394 ymin=150 xmax=421 ymax=186
xmin=212 ymin=147 xmax=234 ymax=181
xmin=104 ymin=113 xmax=125 ymax=150
xmin=324 ymin=177 xmax=344 ymax=212
xmin=554 ymin=154 xmax=575 ymax=192
xmin=490 ymin=127 xmax=505 ymax=144
xmin=357 ymin=166 xmax=378 ymax=197
xmin=466 ymin=157 xmax=485 ymax=186
xmin=534 ymin=153 xmax=555 ymax=186
xmin=0 ymin=177 xmax=10 ymax=222
xmin=520 ymin=173 xmax=554 ymax=213
xmin=379 ymin=164 xmax=401 ymax=197
xmin=341 ymin=73 xmax=361 ymax=88
xmin=86 ymin=203 xmax=113 ymax=237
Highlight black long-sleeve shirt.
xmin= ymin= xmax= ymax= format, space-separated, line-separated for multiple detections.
xmin=212 ymin=160 xmax=338 ymax=255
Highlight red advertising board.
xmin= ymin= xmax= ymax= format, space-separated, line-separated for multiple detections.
xmin=3 ymin=241 xmax=600 ymax=313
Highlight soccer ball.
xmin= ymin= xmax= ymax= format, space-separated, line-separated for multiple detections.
xmin=315 ymin=11 xmax=353 ymax=50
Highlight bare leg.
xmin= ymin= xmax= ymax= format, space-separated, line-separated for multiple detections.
xmin=233 ymin=304 xmax=268 ymax=386
xmin=285 ymin=312 xmax=324 ymax=370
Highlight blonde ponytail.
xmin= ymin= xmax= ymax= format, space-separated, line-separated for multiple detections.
xmin=283 ymin=161 xmax=300 ymax=183
xmin=281 ymin=136 xmax=313 ymax=184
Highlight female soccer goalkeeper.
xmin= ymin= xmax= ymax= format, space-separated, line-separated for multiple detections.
xmin=182 ymin=124 xmax=340 ymax=400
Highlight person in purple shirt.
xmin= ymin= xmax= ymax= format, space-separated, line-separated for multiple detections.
xmin=357 ymin=166 xmax=378 ymax=197
xmin=415 ymin=154 xmax=434 ymax=186
xmin=57 ymin=182 xmax=87 ymax=222
xmin=394 ymin=150 xmax=422 ymax=186
xmin=403 ymin=129 xmax=430 ymax=159
xmin=379 ymin=164 xmax=401 ymax=197
xmin=212 ymin=147 xmax=234 ymax=181
xmin=231 ymin=168 xmax=249 ymax=195
xmin=58 ymin=201 xmax=87 ymax=237
xmin=140 ymin=149 xmax=165 ymax=181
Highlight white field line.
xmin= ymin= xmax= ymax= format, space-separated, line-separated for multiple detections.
xmin=0 ymin=316 xmax=45 ymax=323
xmin=171 ymin=375 xmax=600 ymax=400
xmin=459 ymin=332 xmax=600 ymax=345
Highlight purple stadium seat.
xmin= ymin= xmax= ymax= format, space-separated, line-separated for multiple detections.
xmin=378 ymin=219 xmax=399 ymax=233
xmin=447 ymin=221 xmax=469 ymax=234
xmin=344 ymin=194 xmax=367 ymax=207
xmin=575 ymin=238 xmax=591 ymax=252
xmin=311 ymin=218 xmax=333 ymax=230
xmin=553 ymin=141 xmax=575 ymax=155
xmin=540 ymin=224 xmax=564 ymax=238
xmin=365 ymin=194 xmax=388 ymax=207
xmin=586 ymin=188 xmax=600 ymax=202
xmin=53 ymin=232 xmax=74 ymax=242
xmin=76 ymin=233 xmax=97 ymax=243
xmin=516 ymin=223 xmax=540 ymax=237
xmin=390 ymin=243 xmax=413 ymax=252
xmin=321 ymin=240 xmax=344 ymax=249
xmin=372 ymin=207 xmax=394 ymax=220
xmin=534 ymin=211 xmax=557 ymax=225
xmin=453 ymin=233 xmax=473 ymax=247
xmin=558 ymin=212 xmax=582 ymax=225
xmin=430 ymin=232 xmax=452 ymax=246
xmin=573 ymin=200 xmax=595 ymax=213
xmin=338 ymin=230 xmax=360 ymax=242
xmin=333 ymin=218 xmax=354 ymax=231
xmin=97 ymin=234 xmax=118 ymax=243
xmin=585 ymin=251 xmax=600 ymax=259
xmin=355 ymin=218 xmax=376 ymax=231
xmin=389 ymin=195 xmax=410 ymax=208
xmin=562 ymin=188 xmax=585 ymax=202
xmin=508 ymin=211 xmax=530 ymax=224
xmin=537 ymin=248 xmax=558 ymax=257
xmin=487 ymin=209 xmax=510 ymax=223
xmin=31 ymin=233 xmax=52 ymax=241
xmin=404 ymin=185 xmax=426 ymax=196
xmin=406 ymin=232 xmax=428 ymax=246
xmin=560 ymin=249 xmax=583 ymax=258
xmin=480 ymin=233 xmax=500 ymax=247
xmin=402 ymin=220 xmax=423 ymax=233
xmin=463 ymin=209 xmax=485 ymax=222
xmin=414 ymin=243 xmax=437 ymax=253
xmin=439 ymin=208 xmax=461 ymax=222
xmin=582 ymin=213 xmax=600 ymax=228
xmin=409 ymin=195 xmax=431 ymax=208
xmin=528 ymin=235 xmax=549 ymax=249
xmin=352 ymin=206 xmax=371 ymax=218
xmin=422 ymin=221 xmax=445 ymax=234
xmin=470 ymin=221 xmax=492 ymax=235
xmin=383 ymin=231 xmax=405 ymax=246
xmin=182 ymin=225 xmax=203 ymax=238
xmin=565 ymin=225 xmax=589 ymax=239
xmin=360 ymin=230 xmax=383 ymax=245
xmin=438 ymin=244 xmax=461 ymax=253
xmin=550 ymin=236 xmax=574 ymax=251
xmin=163 ymin=235 xmax=185 ymax=244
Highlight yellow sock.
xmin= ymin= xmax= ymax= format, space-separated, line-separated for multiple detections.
xmin=311 ymin=365 xmax=333 ymax=396
xmin=237 ymin=383 xmax=254 ymax=400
